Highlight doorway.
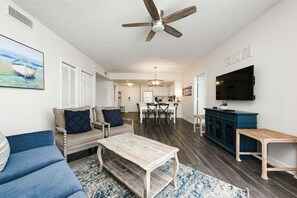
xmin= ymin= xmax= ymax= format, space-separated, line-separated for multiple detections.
xmin=194 ymin=73 xmax=206 ymax=115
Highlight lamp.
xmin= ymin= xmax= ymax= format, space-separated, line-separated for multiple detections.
xmin=147 ymin=67 xmax=164 ymax=87
xmin=126 ymin=82 xmax=134 ymax=87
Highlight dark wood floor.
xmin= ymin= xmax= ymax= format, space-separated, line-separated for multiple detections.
xmin=68 ymin=112 xmax=297 ymax=198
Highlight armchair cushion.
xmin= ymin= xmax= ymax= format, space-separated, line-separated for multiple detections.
xmin=94 ymin=106 xmax=105 ymax=123
xmin=64 ymin=110 xmax=92 ymax=134
xmin=102 ymin=109 xmax=123 ymax=127
xmin=53 ymin=106 xmax=91 ymax=129
xmin=55 ymin=129 xmax=103 ymax=149
xmin=109 ymin=124 xmax=133 ymax=136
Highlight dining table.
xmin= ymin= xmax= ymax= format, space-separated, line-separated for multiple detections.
xmin=139 ymin=103 xmax=176 ymax=124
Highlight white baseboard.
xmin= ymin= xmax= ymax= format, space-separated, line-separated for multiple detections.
xmin=181 ymin=116 xmax=296 ymax=176
xmin=181 ymin=117 xmax=193 ymax=124
xmin=267 ymin=156 xmax=296 ymax=176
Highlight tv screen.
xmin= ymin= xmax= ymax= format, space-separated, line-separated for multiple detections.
xmin=216 ymin=65 xmax=255 ymax=100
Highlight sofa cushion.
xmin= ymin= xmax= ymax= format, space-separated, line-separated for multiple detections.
xmin=67 ymin=191 xmax=87 ymax=198
xmin=7 ymin=130 xmax=54 ymax=154
xmin=53 ymin=106 xmax=91 ymax=129
xmin=102 ymin=109 xmax=123 ymax=127
xmin=0 ymin=145 xmax=64 ymax=184
xmin=64 ymin=110 xmax=92 ymax=134
xmin=109 ymin=124 xmax=133 ymax=136
xmin=55 ymin=129 xmax=103 ymax=149
xmin=0 ymin=131 xmax=10 ymax=173
xmin=0 ymin=160 xmax=85 ymax=198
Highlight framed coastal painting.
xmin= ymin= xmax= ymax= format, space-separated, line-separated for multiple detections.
xmin=0 ymin=35 xmax=44 ymax=90
xmin=182 ymin=86 xmax=192 ymax=96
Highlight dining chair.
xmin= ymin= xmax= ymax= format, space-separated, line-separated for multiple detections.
xmin=169 ymin=103 xmax=179 ymax=120
xmin=136 ymin=103 xmax=140 ymax=121
xmin=158 ymin=103 xmax=169 ymax=124
xmin=146 ymin=103 xmax=158 ymax=123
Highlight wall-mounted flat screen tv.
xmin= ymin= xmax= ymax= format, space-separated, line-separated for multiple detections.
xmin=216 ymin=65 xmax=255 ymax=100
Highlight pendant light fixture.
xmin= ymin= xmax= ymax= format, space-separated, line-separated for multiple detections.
xmin=147 ymin=67 xmax=164 ymax=87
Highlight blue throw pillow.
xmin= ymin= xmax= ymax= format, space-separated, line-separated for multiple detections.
xmin=102 ymin=109 xmax=123 ymax=127
xmin=64 ymin=110 xmax=92 ymax=134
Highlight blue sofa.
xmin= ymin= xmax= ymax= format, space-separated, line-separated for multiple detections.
xmin=0 ymin=130 xmax=86 ymax=198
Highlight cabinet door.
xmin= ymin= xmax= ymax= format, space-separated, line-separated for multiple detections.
xmin=215 ymin=120 xmax=223 ymax=141
xmin=206 ymin=116 xmax=214 ymax=137
xmin=224 ymin=122 xmax=236 ymax=149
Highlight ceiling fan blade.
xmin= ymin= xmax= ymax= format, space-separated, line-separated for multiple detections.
xmin=143 ymin=0 xmax=160 ymax=20
xmin=163 ymin=6 xmax=197 ymax=24
xmin=164 ymin=25 xmax=183 ymax=38
xmin=122 ymin=22 xmax=152 ymax=27
xmin=145 ymin=30 xmax=156 ymax=42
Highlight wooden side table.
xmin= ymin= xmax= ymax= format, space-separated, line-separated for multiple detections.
xmin=236 ymin=128 xmax=297 ymax=180
xmin=193 ymin=115 xmax=205 ymax=137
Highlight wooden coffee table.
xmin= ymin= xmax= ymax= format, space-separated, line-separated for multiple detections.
xmin=97 ymin=133 xmax=179 ymax=198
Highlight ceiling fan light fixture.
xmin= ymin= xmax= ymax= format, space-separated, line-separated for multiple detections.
xmin=152 ymin=21 xmax=164 ymax=32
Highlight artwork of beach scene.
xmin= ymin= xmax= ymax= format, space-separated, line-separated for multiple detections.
xmin=0 ymin=35 xmax=44 ymax=89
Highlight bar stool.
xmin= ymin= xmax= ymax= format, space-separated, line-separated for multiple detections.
xmin=193 ymin=115 xmax=205 ymax=137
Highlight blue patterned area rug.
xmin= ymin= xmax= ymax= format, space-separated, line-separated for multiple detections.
xmin=69 ymin=154 xmax=248 ymax=198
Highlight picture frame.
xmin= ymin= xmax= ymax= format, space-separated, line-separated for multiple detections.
xmin=0 ymin=34 xmax=44 ymax=90
xmin=182 ymin=86 xmax=192 ymax=96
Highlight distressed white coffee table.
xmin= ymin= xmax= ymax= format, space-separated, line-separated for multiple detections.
xmin=97 ymin=133 xmax=179 ymax=198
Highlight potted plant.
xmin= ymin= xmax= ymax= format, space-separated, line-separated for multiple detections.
xmin=220 ymin=101 xmax=228 ymax=110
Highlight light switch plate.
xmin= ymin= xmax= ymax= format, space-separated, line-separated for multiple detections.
xmin=232 ymin=51 xmax=241 ymax=63
xmin=241 ymin=45 xmax=252 ymax=60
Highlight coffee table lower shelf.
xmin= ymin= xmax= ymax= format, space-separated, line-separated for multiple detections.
xmin=103 ymin=157 xmax=172 ymax=198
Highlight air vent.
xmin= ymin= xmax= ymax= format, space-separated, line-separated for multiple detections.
xmin=8 ymin=6 xmax=33 ymax=28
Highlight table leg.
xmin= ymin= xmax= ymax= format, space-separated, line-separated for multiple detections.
xmin=144 ymin=171 xmax=150 ymax=198
xmin=140 ymin=111 xmax=143 ymax=124
xmin=173 ymin=110 xmax=176 ymax=124
xmin=172 ymin=152 xmax=179 ymax=187
xmin=236 ymin=130 xmax=241 ymax=162
xmin=193 ymin=116 xmax=196 ymax=132
xmin=199 ymin=118 xmax=203 ymax=137
xmin=97 ymin=145 xmax=103 ymax=172
xmin=261 ymin=140 xmax=268 ymax=180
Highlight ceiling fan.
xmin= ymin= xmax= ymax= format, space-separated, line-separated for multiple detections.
xmin=122 ymin=0 xmax=197 ymax=42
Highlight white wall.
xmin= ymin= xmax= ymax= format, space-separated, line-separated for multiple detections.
xmin=96 ymin=81 xmax=115 ymax=107
xmin=0 ymin=0 xmax=106 ymax=135
xmin=182 ymin=0 xmax=297 ymax=170
xmin=119 ymin=85 xmax=140 ymax=112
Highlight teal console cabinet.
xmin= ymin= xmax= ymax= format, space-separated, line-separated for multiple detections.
xmin=204 ymin=108 xmax=258 ymax=159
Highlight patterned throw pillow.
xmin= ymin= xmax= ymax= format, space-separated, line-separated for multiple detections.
xmin=64 ymin=110 xmax=92 ymax=134
xmin=102 ymin=109 xmax=123 ymax=127
xmin=0 ymin=131 xmax=10 ymax=173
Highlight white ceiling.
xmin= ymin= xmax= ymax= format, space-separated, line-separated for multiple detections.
xmin=12 ymin=0 xmax=280 ymax=73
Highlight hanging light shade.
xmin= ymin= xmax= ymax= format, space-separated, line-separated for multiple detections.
xmin=147 ymin=67 xmax=164 ymax=87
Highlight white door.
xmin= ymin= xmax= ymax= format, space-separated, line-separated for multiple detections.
xmin=61 ymin=62 xmax=77 ymax=108
xmin=81 ymin=71 xmax=93 ymax=106
xmin=194 ymin=73 xmax=206 ymax=115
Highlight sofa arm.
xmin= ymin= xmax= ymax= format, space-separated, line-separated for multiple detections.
xmin=7 ymin=130 xmax=54 ymax=154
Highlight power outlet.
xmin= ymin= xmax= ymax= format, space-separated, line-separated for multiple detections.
xmin=241 ymin=45 xmax=252 ymax=60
